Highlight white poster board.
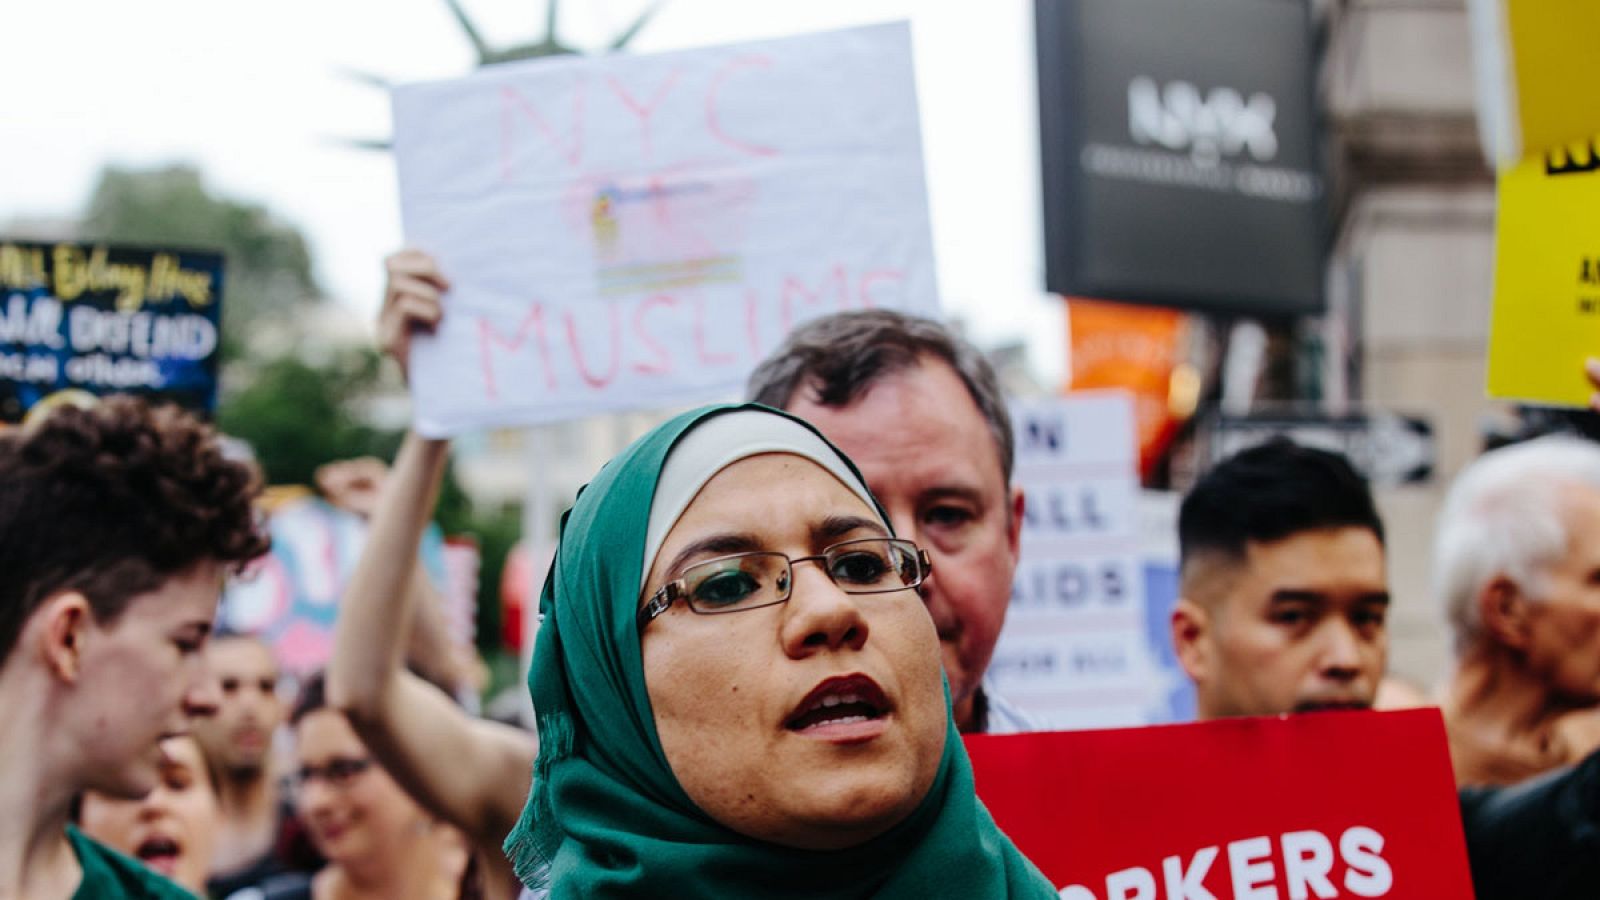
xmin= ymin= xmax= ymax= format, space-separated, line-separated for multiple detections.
xmin=391 ymin=22 xmax=939 ymax=435
xmin=989 ymin=392 xmax=1179 ymax=729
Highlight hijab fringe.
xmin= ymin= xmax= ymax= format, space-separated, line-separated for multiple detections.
xmin=504 ymin=709 xmax=574 ymax=889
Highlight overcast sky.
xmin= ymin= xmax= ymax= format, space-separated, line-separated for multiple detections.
xmin=1 ymin=0 xmax=1064 ymax=381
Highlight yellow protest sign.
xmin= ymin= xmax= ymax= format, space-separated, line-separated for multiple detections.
xmin=1472 ymin=0 xmax=1600 ymax=167
xmin=1488 ymin=138 xmax=1600 ymax=406
xmin=1508 ymin=1 xmax=1600 ymax=159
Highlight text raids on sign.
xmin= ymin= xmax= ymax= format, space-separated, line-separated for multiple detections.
xmin=1011 ymin=560 xmax=1129 ymax=610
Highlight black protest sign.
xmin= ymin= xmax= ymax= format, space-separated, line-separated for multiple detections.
xmin=0 ymin=241 xmax=223 ymax=423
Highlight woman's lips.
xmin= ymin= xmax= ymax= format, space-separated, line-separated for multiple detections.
xmin=134 ymin=835 xmax=182 ymax=876
xmin=316 ymin=820 xmax=350 ymax=844
xmin=794 ymin=714 xmax=891 ymax=743
xmin=785 ymin=674 xmax=892 ymax=743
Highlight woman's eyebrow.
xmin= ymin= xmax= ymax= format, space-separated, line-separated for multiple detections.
xmin=813 ymin=515 xmax=886 ymax=543
xmin=174 ymin=621 xmax=212 ymax=640
xmin=664 ymin=533 xmax=763 ymax=577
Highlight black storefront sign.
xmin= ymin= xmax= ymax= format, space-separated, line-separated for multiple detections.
xmin=1037 ymin=0 xmax=1326 ymax=316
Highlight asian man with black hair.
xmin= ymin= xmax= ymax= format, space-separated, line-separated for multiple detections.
xmin=1172 ymin=438 xmax=1391 ymax=720
xmin=1171 ymin=439 xmax=1600 ymax=900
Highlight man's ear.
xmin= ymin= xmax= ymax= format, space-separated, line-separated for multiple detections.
xmin=1171 ymin=597 xmax=1210 ymax=684
xmin=35 ymin=591 xmax=93 ymax=684
xmin=1479 ymin=576 xmax=1532 ymax=651
xmin=1004 ymin=485 xmax=1025 ymax=561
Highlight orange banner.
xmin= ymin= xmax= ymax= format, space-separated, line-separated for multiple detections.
xmin=1066 ymin=298 xmax=1189 ymax=478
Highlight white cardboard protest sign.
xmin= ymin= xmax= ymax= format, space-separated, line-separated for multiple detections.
xmin=391 ymin=22 xmax=939 ymax=435
xmin=990 ymin=392 xmax=1177 ymax=729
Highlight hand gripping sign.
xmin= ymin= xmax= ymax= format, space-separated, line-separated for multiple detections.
xmin=965 ymin=709 xmax=1473 ymax=899
xmin=391 ymin=22 xmax=938 ymax=435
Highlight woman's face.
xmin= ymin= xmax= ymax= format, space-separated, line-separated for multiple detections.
xmin=293 ymin=708 xmax=425 ymax=866
xmin=78 ymin=736 xmax=219 ymax=894
xmin=640 ymin=453 xmax=947 ymax=850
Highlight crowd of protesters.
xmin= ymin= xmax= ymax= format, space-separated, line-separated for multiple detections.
xmin=3 ymin=250 xmax=1599 ymax=899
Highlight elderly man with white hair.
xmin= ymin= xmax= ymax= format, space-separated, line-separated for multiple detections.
xmin=1436 ymin=435 xmax=1600 ymax=786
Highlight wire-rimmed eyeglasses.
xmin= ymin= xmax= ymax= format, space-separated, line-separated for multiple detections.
xmin=637 ymin=537 xmax=932 ymax=633
xmin=292 ymin=756 xmax=373 ymax=793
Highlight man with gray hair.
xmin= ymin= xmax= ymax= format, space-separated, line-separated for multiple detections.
xmin=748 ymin=309 xmax=1033 ymax=734
xmin=1435 ymin=435 xmax=1600 ymax=786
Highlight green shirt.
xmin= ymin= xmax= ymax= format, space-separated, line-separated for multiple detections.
xmin=67 ymin=825 xmax=197 ymax=900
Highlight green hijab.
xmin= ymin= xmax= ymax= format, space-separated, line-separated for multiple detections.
xmin=504 ymin=403 xmax=1055 ymax=899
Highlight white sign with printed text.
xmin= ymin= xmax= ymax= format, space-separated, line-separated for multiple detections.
xmin=391 ymin=22 xmax=939 ymax=434
xmin=990 ymin=391 xmax=1177 ymax=729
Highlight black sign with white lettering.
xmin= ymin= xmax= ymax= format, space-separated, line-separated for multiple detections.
xmin=0 ymin=241 xmax=223 ymax=423
xmin=1208 ymin=412 xmax=1436 ymax=486
xmin=1036 ymin=0 xmax=1326 ymax=315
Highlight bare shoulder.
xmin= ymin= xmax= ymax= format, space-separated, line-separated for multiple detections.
xmin=1555 ymin=708 xmax=1600 ymax=763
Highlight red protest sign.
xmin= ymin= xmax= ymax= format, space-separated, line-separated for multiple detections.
xmin=965 ymin=709 xmax=1473 ymax=899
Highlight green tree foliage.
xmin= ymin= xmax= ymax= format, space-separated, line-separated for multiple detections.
xmin=217 ymin=350 xmax=383 ymax=482
xmin=77 ymin=162 xmax=511 ymax=656
xmin=459 ymin=504 xmax=522 ymax=665
xmin=78 ymin=164 xmax=320 ymax=358
xmin=217 ymin=348 xmax=468 ymax=536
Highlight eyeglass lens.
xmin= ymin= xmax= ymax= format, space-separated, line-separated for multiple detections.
xmin=295 ymin=756 xmax=372 ymax=789
xmin=680 ymin=539 xmax=920 ymax=614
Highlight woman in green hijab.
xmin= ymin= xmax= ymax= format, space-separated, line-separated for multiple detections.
xmin=504 ymin=402 xmax=1055 ymax=899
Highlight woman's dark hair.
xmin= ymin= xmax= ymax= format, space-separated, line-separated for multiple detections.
xmin=0 ymin=397 xmax=270 ymax=666
xmin=289 ymin=669 xmax=328 ymax=726
xmin=290 ymin=663 xmax=460 ymax=727
xmin=1180 ymin=437 xmax=1385 ymax=569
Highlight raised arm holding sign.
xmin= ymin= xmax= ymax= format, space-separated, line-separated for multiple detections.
xmin=324 ymin=260 xmax=535 ymax=900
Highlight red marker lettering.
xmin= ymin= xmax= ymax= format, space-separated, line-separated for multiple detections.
xmin=478 ymin=303 xmax=555 ymax=398
xmin=605 ymin=67 xmax=683 ymax=160
xmin=779 ymin=265 xmax=848 ymax=334
xmin=565 ymin=302 xmax=622 ymax=389
xmin=858 ymin=269 xmax=906 ymax=308
xmin=706 ymin=55 xmax=779 ymax=158
xmin=632 ymin=294 xmax=676 ymax=375
xmin=692 ymin=295 xmax=738 ymax=366
xmin=500 ymin=81 xmax=587 ymax=178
